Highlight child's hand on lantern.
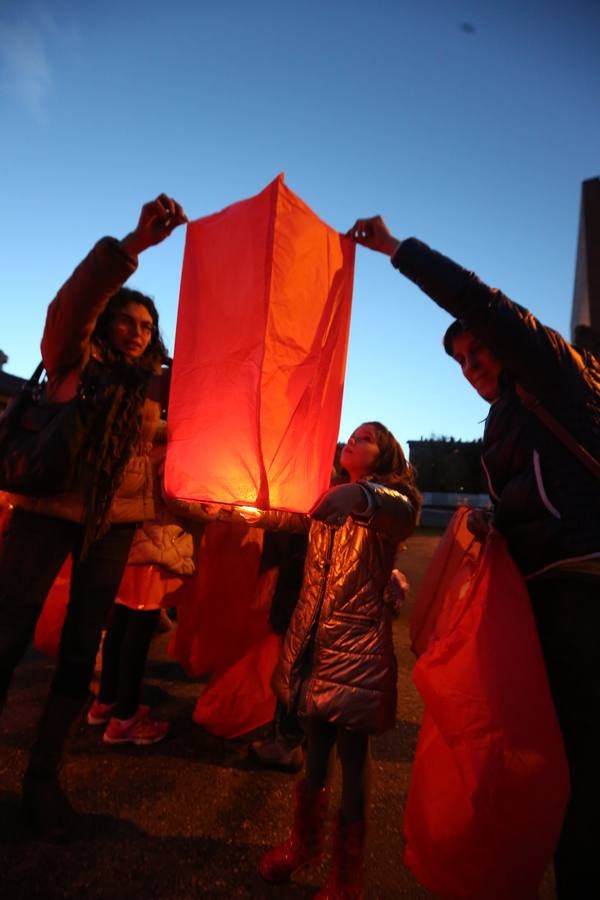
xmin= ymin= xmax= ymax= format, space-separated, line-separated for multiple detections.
xmin=233 ymin=505 xmax=263 ymax=524
xmin=466 ymin=509 xmax=493 ymax=542
xmin=310 ymin=483 xmax=367 ymax=526
xmin=384 ymin=568 xmax=410 ymax=614
xmin=201 ymin=502 xmax=227 ymax=520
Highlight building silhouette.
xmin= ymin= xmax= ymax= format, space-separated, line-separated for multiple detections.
xmin=571 ymin=177 xmax=600 ymax=353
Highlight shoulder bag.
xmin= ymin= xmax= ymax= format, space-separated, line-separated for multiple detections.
xmin=0 ymin=362 xmax=95 ymax=496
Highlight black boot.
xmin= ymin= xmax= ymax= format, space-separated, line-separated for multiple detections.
xmin=22 ymin=692 xmax=85 ymax=842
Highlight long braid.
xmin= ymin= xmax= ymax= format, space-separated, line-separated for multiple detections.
xmin=79 ymin=286 xmax=167 ymax=558
xmin=78 ymin=360 xmax=150 ymax=558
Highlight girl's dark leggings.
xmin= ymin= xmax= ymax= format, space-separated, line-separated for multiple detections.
xmin=302 ymin=716 xmax=370 ymax=822
xmin=98 ymin=603 xmax=160 ymax=719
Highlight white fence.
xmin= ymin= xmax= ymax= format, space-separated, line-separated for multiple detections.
xmin=419 ymin=492 xmax=492 ymax=528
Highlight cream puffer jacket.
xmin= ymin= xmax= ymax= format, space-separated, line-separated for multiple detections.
xmin=127 ymin=518 xmax=197 ymax=576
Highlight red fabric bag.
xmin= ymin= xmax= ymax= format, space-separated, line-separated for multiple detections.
xmin=164 ymin=174 xmax=355 ymax=513
xmin=192 ymin=629 xmax=280 ymax=739
xmin=169 ymin=521 xmax=281 ymax=737
xmin=113 ymin=564 xmax=185 ymax=611
xmin=404 ymin=511 xmax=569 ymax=899
xmin=168 ymin=521 xmax=267 ymax=677
xmin=410 ymin=506 xmax=479 ymax=658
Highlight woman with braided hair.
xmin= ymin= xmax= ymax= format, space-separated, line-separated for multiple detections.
xmin=0 ymin=194 xmax=186 ymax=840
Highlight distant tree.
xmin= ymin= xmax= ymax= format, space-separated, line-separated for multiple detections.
xmin=408 ymin=437 xmax=487 ymax=493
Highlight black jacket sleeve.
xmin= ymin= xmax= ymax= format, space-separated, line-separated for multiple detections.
xmin=392 ymin=238 xmax=583 ymax=397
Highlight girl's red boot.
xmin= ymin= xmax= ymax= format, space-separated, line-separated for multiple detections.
xmin=259 ymin=779 xmax=330 ymax=883
xmin=314 ymin=813 xmax=366 ymax=899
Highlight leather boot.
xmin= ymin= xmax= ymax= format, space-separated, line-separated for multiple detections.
xmin=259 ymin=778 xmax=330 ymax=882
xmin=22 ymin=691 xmax=85 ymax=842
xmin=314 ymin=812 xmax=366 ymax=899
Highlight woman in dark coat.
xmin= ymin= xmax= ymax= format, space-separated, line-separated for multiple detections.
xmin=349 ymin=213 xmax=600 ymax=899
xmin=0 ymin=194 xmax=186 ymax=839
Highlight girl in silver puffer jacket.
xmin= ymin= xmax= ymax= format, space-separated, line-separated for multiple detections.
xmin=257 ymin=421 xmax=421 ymax=899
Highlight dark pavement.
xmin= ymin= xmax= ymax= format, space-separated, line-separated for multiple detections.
xmin=0 ymin=531 xmax=556 ymax=899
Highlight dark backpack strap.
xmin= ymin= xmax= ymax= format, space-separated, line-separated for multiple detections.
xmin=517 ymin=385 xmax=600 ymax=483
xmin=26 ymin=362 xmax=45 ymax=387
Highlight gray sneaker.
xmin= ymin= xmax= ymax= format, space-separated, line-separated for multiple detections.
xmin=249 ymin=737 xmax=303 ymax=773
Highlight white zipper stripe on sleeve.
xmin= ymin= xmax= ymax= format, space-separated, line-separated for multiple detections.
xmin=526 ymin=552 xmax=600 ymax=579
xmin=480 ymin=455 xmax=500 ymax=502
xmin=533 ymin=450 xmax=561 ymax=519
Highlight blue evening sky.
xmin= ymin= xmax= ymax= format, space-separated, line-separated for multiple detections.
xmin=1 ymin=0 xmax=598 ymax=452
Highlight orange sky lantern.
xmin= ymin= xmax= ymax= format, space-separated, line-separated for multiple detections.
xmin=164 ymin=174 xmax=355 ymax=512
